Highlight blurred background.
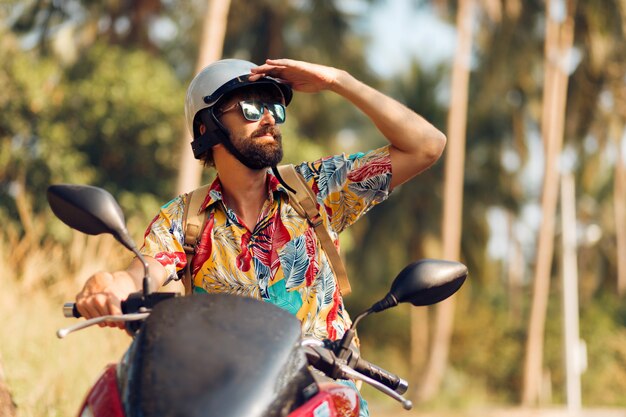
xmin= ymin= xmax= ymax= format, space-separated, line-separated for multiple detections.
xmin=1 ymin=0 xmax=625 ymax=416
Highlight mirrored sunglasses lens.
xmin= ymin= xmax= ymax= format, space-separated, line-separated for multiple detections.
xmin=239 ymin=101 xmax=285 ymax=123
xmin=269 ymin=103 xmax=286 ymax=123
xmin=240 ymin=102 xmax=263 ymax=121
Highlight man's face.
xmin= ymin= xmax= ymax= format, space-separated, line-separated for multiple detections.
xmin=217 ymin=86 xmax=285 ymax=169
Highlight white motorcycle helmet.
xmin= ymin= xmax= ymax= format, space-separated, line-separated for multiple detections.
xmin=184 ymin=59 xmax=293 ymax=163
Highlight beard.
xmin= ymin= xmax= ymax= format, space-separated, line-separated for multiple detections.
xmin=230 ymin=125 xmax=283 ymax=169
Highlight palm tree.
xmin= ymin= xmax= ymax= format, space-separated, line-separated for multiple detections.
xmin=615 ymin=122 xmax=626 ymax=294
xmin=415 ymin=0 xmax=474 ymax=402
xmin=175 ymin=0 xmax=231 ymax=194
xmin=522 ymin=0 xmax=576 ymax=406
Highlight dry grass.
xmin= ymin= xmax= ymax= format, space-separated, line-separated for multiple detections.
xmin=0 ymin=211 xmax=132 ymax=417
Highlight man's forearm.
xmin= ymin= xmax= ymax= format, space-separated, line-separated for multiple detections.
xmin=330 ymin=70 xmax=446 ymax=187
xmin=123 ymin=256 xmax=169 ymax=292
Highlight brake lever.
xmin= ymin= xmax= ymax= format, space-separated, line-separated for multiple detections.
xmin=303 ymin=341 xmax=412 ymax=409
xmin=338 ymin=364 xmax=413 ymax=410
xmin=56 ymin=313 xmax=150 ymax=339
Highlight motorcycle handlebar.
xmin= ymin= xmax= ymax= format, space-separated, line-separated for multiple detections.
xmin=303 ymin=343 xmax=412 ymax=409
xmin=63 ymin=292 xmax=178 ymax=319
xmin=353 ymin=357 xmax=408 ymax=395
xmin=62 ymin=299 xmax=131 ymax=319
xmin=303 ymin=343 xmax=408 ymax=394
xmin=62 ymin=300 xmax=132 ymax=319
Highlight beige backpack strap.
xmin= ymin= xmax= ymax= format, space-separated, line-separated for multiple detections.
xmin=277 ymin=165 xmax=351 ymax=295
xmin=180 ymin=183 xmax=211 ymax=295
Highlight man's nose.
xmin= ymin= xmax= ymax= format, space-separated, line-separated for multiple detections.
xmin=259 ymin=105 xmax=275 ymax=125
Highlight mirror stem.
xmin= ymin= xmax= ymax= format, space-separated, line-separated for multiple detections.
xmin=352 ymin=309 xmax=372 ymax=329
xmin=129 ymin=249 xmax=151 ymax=297
xmin=336 ymin=308 xmax=372 ymax=360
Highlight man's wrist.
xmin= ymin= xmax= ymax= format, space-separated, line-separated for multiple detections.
xmin=112 ymin=271 xmax=142 ymax=293
xmin=329 ymin=69 xmax=352 ymax=94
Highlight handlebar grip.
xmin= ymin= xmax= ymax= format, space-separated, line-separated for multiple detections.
xmin=63 ymin=301 xmax=131 ymax=317
xmin=354 ymin=358 xmax=408 ymax=394
xmin=63 ymin=302 xmax=81 ymax=318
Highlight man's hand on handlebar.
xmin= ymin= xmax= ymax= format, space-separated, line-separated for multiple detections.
xmin=76 ymin=271 xmax=138 ymax=329
xmin=75 ymin=256 xmax=169 ymax=329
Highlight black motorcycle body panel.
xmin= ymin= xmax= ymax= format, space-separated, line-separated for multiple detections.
xmin=123 ymin=294 xmax=316 ymax=417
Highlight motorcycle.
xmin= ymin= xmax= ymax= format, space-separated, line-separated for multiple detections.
xmin=48 ymin=184 xmax=468 ymax=417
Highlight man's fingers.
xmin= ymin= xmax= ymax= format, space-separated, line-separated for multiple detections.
xmin=76 ymin=301 xmax=98 ymax=320
xmin=77 ymin=294 xmax=109 ymax=318
xmin=107 ymin=298 xmax=127 ymax=329
xmin=251 ymin=60 xmax=291 ymax=75
xmin=107 ymin=296 xmax=123 ymax=316
xmin=76 ymin=294 xmax=126 ymax=329
xmin=265 ymin=58 xmax=300 ymax=67
xmin=250 ymin=66 xmax=282 ymax=78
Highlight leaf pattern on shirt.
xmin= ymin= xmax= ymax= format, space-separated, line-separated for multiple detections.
xmin=280 ymin=235 xmax=309 ymax=291
xmin=212 ymin=218 xmax=240 ymax=254
xmin=164 ymin=196 xmax=186 ymax=243
xmin=255 ymin=257 xmax=272 ymax=300
xmin=266 ymin=279 xmax=303 ymax=315
xmin=199 ymin=256 xmax=259 ymax=298
xmin=319 ymin=157 xmax=350 ymax=197
xmin=316 ymin=260 xmax=336 ymax=310
xmin=141 ymin=146 xmax=393 ymax=342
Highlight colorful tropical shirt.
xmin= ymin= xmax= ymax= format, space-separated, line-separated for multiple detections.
xmin=140 ymin=145 xmax=392 ymax=341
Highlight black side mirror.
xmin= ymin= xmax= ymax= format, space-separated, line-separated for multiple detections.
xmin=47 ymin=184 xmax=137 ymax=253
xmin=371 ymin=259 xmax=468 ymax=313
xmin=47 ymin=184 xmax=152 ymax=296
xmin=336 ymin=259 xmax=468 ymax=362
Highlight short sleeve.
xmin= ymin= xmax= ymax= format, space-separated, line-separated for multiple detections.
xmin=296 ymin=145 xmax=392 ymax=234
xmin=140 ymin=195 xmax=188 ymax=280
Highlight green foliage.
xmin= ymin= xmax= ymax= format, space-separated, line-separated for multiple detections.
xmin=0 ymin=40 xmax=92 ymax=220
xmin=0 ymin=33 xmax=184 ymax=235
xmin=579 ymin=293 xmax=626 ymax=406
xmin=58 ymin=43 xmax=183 ymax=198
xmin=447 ymin=283 xmax=626 ymax=407
xmin=451 ymin=293 xmax=527 ymax=403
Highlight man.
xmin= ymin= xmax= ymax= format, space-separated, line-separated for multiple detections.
xmin=75 ymin=58 xmax=445 ymax=413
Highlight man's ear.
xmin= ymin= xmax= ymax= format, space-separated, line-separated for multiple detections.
xmin=199 ymin=124 xmax=207 ymax=135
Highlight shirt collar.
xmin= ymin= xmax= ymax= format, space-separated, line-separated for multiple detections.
xmin=199 ymin=169 xmax=290 ymax=212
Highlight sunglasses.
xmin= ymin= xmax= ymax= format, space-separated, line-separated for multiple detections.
xmin=219 ymin=100 xmax=286 ymax=124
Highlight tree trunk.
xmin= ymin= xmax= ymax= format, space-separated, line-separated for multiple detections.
xmin=614 ymin=121 xmax=626 ymax=296
xmin=560 ymin=172 xmax=583 ymax=410
xmin=521 ymin=0 xmax=576 ymax=406
xmin=175 ymin=0 xmax=231 ymax=195
xmin=414 ymin=0 xmax=473 ymax=402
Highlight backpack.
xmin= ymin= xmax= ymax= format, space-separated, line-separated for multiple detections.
xmin=176 ymin=164 xmax=351 ymax=296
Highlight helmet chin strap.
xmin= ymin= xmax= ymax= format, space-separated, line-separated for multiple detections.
xmin=199 ymin=111 xmax=265 ymax=170
xmin=199 ymin=111 xmax=297 ymax=193
xmin=221 ymin=136 xmax=267 ymax=170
